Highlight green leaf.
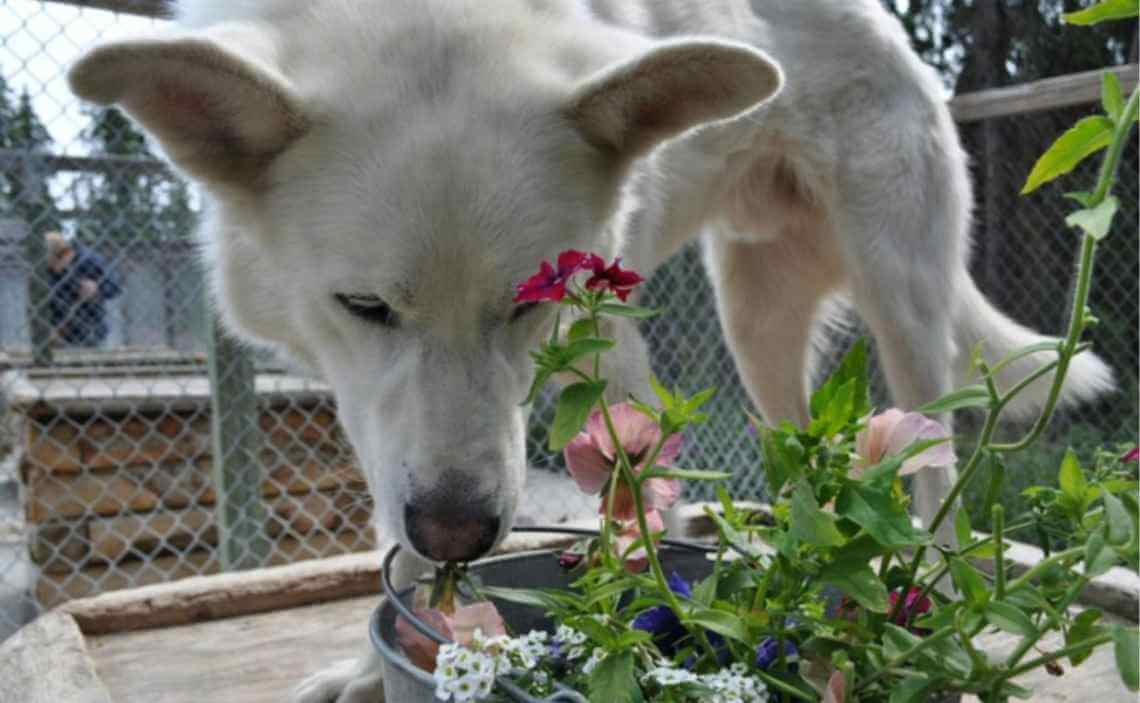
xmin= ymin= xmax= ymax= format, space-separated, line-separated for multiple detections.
xmin=955 ymin=507 xmax=974 ymax=548
xmin=597 ymin=302 xmax=659 ymax=319
xmin=549 ymin=381 xmax=607 ymax=450
xmin=560 ymin=337 xmax=616 ymax=364
xmin=478 ymin=585 xmax=578 ymax=610
xmin=1067 ymin=609 xmax=1104 ymax=666
xmin=521 ymin=367 xmax=554 ymax=405
xmin=789 ymin=481 xmax=846 ymax=547
xmin=918 ymin=385 xmax=992 ymax=414
xmin=707 ymin=510 xmax=766 ymax=561
xmin=588 ymin=650 xmax=643 ymax=703
xmin=985 ymin=601 xmax=1038 ymax=638
xmin=639 ymin=466 xmax=732 ymax=483
xmin=1113 ymin=625 xmax=1140 ymax=691
xmin=1022 ymin=115 xmax=1114 ymax=194
xmin=1063 ymin=0 xmax=1139 ymax=25
xmin=686 ymin=608 xmax=751 ymax=643
xmin=567 ymin=318 xmax=597 ymax=342
xmin=1065 ymin=190 xmax=1096 ymax=207
xmin=821 ymin=561 xmax=889 ymax=612
xmin=889 ymin=675 xmax=932 ymax=703
xmin=836 ymin=482 xmax=929 ymax=548
xmin=809 ymin=339 xmax=870 ymax=427
xmin=756 ymin=421 xmax=803 ymax=496
xmin=1066 ymin=196 xmax=1119 ymax=241
xmin=1086 ymin=531 xmax=1120 ymax=577
xmin=949 ymin=558 xmax=990 ymax=607
xmin=1059 ymin=448 xmax=1089 ymax=503
xmin=882 ymin=623 xmax=923 ymax=659
xmin=1102 ymin=71 xmax=1126 ymax=121
xmin=1102 ymin=491 xmax=1133 ymax=546
xmin=649 ymin=374 xmax=674 ymax=408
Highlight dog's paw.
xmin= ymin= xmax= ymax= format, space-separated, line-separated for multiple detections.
xmin=292 ymin=658 xmax=385 ymax=703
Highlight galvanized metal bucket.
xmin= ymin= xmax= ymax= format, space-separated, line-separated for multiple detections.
xmin=370 ymin=527 xmax=714 ymax=702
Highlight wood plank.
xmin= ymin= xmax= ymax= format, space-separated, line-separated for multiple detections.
xmin=0 ymin=610 xmax=113 ymax=703
xmin=950 ymin=64 xmax=1139 ymax=123
xmin=89 ymin=596 xmax=374 ymax=703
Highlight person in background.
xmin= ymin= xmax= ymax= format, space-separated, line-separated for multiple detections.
xmin=45 ymin=231 xmax=121 ymax=348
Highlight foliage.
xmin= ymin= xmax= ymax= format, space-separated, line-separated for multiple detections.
xmin=0 ymin=75 xmax=60 ymax=233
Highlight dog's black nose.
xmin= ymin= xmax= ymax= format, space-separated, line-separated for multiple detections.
xmin=404 ymin=499 xmax=501 ymax=563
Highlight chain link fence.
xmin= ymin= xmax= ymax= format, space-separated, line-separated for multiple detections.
xmin=0 ymin=0 xmax=1137 ymax=641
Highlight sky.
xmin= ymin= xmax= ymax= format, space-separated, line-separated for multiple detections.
xmin=1 ymin=0 xmax=165 ymax=154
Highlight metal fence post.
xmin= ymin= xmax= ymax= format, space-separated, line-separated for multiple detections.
xmin=206 ymin=314 xmax=270 ymax=570
xmin=22 ymin=155 xmax=53 ymax=366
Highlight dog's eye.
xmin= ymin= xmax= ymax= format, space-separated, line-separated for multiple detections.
xmin=509 ymin=302 xmax=540 ymax=323
xmin=335 ymin=294 xmax=399 ymax=327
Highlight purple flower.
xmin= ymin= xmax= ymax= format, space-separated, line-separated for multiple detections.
xmin=889 ymin=587 xmax=932 ymax=633
xmin=633 ymin=572 xmax=691 ymax=656
xmin=755 ymin=638 xmax=799 ymax=672
xmin=1122 ymin=447 xmax=1139 ymax=463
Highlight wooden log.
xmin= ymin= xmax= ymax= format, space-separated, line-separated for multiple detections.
xmin=28 ymin=520 xmax=90 ymax=575
xmin=25 ymin=465 xmax=160 ymax=522
xmin=61 ymin=549 xmax=384 ymax=636
xmin=36 ymin=531 xmax=377 ymax=609
xmin=82 ymin=413 xmax=210 ymax=470
xmin=0 ymin=610 xmax=114 ymax=703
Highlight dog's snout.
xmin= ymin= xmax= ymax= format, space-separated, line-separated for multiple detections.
xmin=405 ymin=497 xmax=501 ymax=563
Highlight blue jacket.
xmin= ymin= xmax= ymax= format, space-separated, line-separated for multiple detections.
xmin=48 ymin=245 xmax=122 ymax=346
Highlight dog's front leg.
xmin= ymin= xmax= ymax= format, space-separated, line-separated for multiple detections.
xmin=292 ymin=548 xmax=431 ymax=703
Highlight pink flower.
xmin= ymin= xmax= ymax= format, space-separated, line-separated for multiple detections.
xmin=564 ymin=402 xmax=682 ymax=520
xmin=513 ymin=250 xmax=604 ymax=303
xmin=854 ymin=408 xmax=956 ymax=477
xmin=1121 ymin=447 xmax=1139 ymax=463
xmin=394 ymin=601 xmax=507 ymax=673
xmin=614 ymin=510 xmax=665 ymax=573
xmin=822 ymin=671 xmax=846 ymax=703
xmin=585 ymin=258 xmax=644 ymax=301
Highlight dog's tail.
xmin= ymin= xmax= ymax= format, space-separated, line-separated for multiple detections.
xmin=951 ymin=275 xmax=1115 ymax=419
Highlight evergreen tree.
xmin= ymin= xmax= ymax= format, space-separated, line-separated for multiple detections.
xmin=0 ymin=83 xmax=59 ymax=233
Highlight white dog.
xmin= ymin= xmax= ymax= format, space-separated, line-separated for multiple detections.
xmin=69 ymin=0 xmax=1113 ymax=699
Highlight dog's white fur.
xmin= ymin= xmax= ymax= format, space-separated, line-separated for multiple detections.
xmin=69 ymin=1 xmax=1114 ymax=700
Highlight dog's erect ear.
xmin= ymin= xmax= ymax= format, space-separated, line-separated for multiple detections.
xmin=565 ymin=39 xmax=783 ymax=158
xmin=68 ymin=30 xmax=308 ymax=185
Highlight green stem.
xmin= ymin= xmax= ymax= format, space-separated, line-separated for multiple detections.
xmin=1004 ymin=632 xmax=1113 ymax=680
xmin=1005 ymin=546 xmax=1083 ymax=593
xmin=752 ymin=669 xmax=818 ymax=702
xmin=993 ymin=504 xmax=1006 ymax=601
xmin=990 ymin=86 xmax=1137 ymax=453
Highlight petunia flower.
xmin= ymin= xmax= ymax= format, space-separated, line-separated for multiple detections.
xmin=585 ymin=257 xmax=645 ymax=301
xmin=564 ymin=402 xmax=683 ymax=520
xmin=632 ymin=572 xmax=693 ymax=656
xmin=888 ymin=586 xmax=932 ymax=633
xmin=395 ymin=601 xmax=507 ymax=673
xmin=1121 ymin=447 xmax=1139 ymax=463
xmin=513 ymin=250 xmax=604 ymax=303
xmin=754 ymin=637 xmax=800 ymax=672
xmin=854 ymin=408 xmax=957 ymax=478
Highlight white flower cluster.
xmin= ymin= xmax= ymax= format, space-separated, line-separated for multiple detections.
xmin=642 ymin=662 xmax=768 ymax=703
xmin=555 ymin=624 xmax=589 ymax=661
xmin=432 ymin=629 xmax=549 ymax=702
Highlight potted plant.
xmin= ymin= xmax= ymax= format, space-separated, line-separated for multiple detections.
xmin=371 ymin=6 xmax=1140 ymax=701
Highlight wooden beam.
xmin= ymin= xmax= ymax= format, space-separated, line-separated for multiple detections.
xmin=951 ymin=64 xmax=1140 ymax=123
xmin=39 ymin=0 xmax=171 ymax=19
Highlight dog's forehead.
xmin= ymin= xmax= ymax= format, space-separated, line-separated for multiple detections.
xmin=271 ymin=106 xmax=619 ymax=311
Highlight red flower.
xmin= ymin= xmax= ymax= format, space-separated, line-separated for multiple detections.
xmin=513 ymin=250 xmax=604 ymax=303
xmin=585 ymin=258 xmax=644 ymax=301
xmin=1121 ymin=447 xmax=1139 ymax=463
xmin=889 ymin=587 xmax=932 ymax=633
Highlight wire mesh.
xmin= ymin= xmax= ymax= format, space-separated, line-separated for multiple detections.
xmin=0 ymin=0 xmax=1136 ymax=642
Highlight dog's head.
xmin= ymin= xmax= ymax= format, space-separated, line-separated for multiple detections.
xmin=68 ymin=13 xmax=781 ymax=564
